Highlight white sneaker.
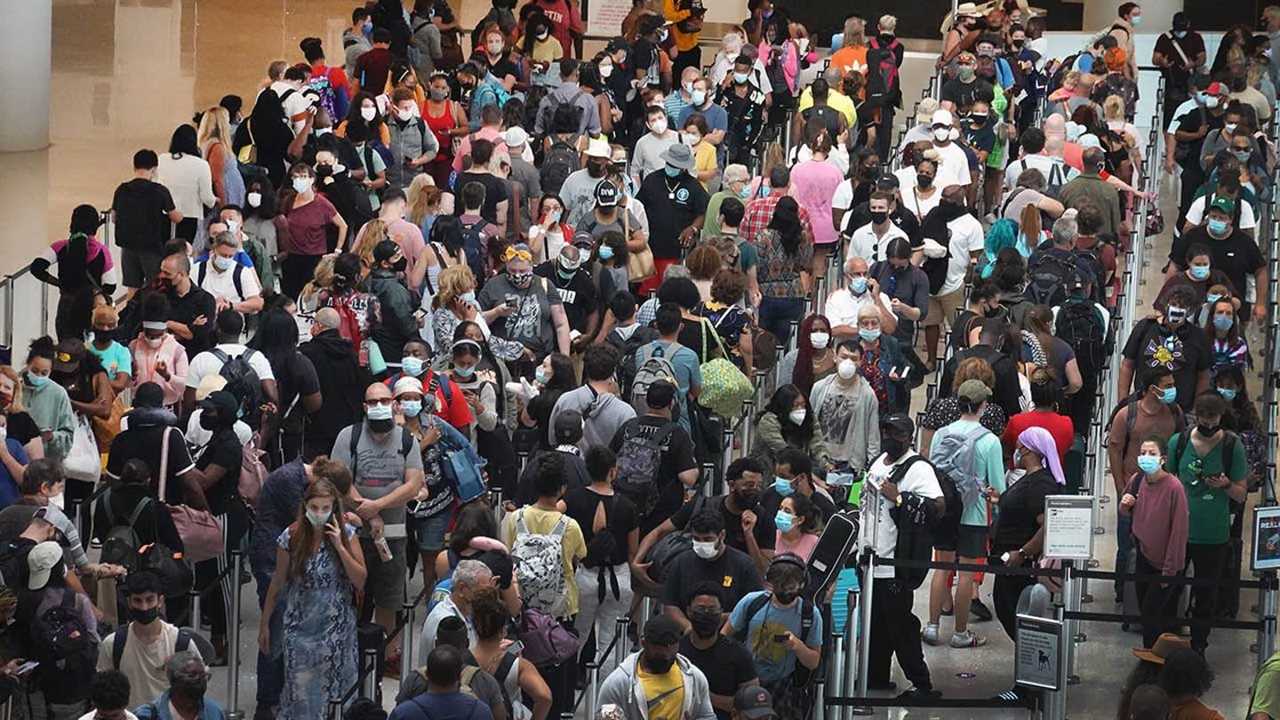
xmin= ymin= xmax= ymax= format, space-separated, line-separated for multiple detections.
xmin=922 ymin=623 xmax=941 ymax=646
xmin=950 ymin=630 xmax=988 ymax=648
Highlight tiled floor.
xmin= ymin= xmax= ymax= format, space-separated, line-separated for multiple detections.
xmin=13 ymin=2 xmax=1272 ymax=718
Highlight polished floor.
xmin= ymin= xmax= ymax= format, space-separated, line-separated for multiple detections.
xmin=7 ymin=1 xmax=1271 ymax=718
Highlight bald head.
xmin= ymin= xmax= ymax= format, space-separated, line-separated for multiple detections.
xmin=1043 ymin=113 xmax=1066 ymax=139
xmin=846 ymin=256 xmax=869 ymax=275
xmin=314 ymin=307 xmax=341 ymax=330
xmin=365 ymin=382 xmax=392 ymax=403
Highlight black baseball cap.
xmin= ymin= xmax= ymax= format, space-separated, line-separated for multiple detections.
xmin=595 ymin=180 xmax=620 ymax=208
xmin=733 ymin=686 xmax=776 ymax=719
xmin=880 ymin=413 xmax=914 ymax=437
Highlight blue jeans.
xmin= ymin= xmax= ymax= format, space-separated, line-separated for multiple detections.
xmin=1114 ymin=512 xmax=1133 ymax=599
xmin=759 ymin=296 xmax=807 ymax=349
xmin=255 ymin=568 xmax=285 ymax=709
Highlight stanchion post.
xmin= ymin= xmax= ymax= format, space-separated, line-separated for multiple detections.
xmin=842 ymin=586 xmax=859 ymax=720
xmin=639 ymin=596 xmax=652 ymax=638
xmin=614 ymin=616 xmax=630 ymax=671
xmin=228 ymin=551 xmax=244 ymax=719
xmin=788 ymin=320 xmax=800 ymax=354
xmin=830 ymin=632 xmax=844 ymax=720
xmin=741 ymin=400 xmax=755 ymax=455
xmin=362 ymin=648 xmax=380 ymax=702
xmin=702 ymin=462 xmax=717 ymax=497
xmin=855 ymin=561 xmax=874 ymax=701
xmin=587 ymin=617 xmax=601 ymax=713
xmin=191 ymin=585 xmax=202 ymax=633
xmin=402 ymin=597 xmax=417 ymax=685
xmin=328 ymin=699 xmax=343 ymax=720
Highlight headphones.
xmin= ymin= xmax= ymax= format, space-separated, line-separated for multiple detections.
xmin=767 ymin=552 xmax=807 ymax=577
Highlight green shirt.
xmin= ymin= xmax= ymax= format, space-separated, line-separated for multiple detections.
xmin=1165 ymin=432 xmax=1246 ymax=545
xmin=1253 ymin=651 xmax=1280 ymax=718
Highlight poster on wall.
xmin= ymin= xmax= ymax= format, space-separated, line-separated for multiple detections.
xmin=588 ymin=0 xmax=632 ymax=37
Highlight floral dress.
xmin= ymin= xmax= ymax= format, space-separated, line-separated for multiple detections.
xmin=277 ymin=525 xmax=358 ymax=720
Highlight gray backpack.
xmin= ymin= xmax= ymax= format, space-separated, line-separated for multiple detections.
xmin=928 ymin=423 xmax=990 ymax=509
xmin=629 ymin=342 xmax=680 ymax=414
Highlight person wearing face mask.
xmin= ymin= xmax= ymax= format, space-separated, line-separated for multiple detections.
xmin=128 ymin=298 xmax=188 ymax=409
xmin=848 ymin=191 xmax=910 ymax=266
xmin=1169 ymin=196 xmax=1267 ymax=324
xmin=1182 ymin=166 xmax=1258 ymax=237
xmin=1060 ymin=147 xmax=1124 ymax=237
xmin=477 ymin=244 xmax=572 ymax=364
xmin=826 ymin=256 xmax=898 ymax=340
xmin=923 ymin=110 xmax=972 ymax=192
xmin=353 ymin=27 xmax=395 ymax=98
xmin=192 ymin=232 xmax=265 ymax=317
xmin=97 ymin=570 xmax=199 ymax=708
xmin=1155 ymin=244 xmax=1235 ymax=321
xmin=808 ymin=340 xmax=880 ymax=476
xmin=386 ymin=87 xmax=440 ymax=190
xmin=772 ymin=494 xmax=819 ymax=560
xmin=940 ymin=51 xmax=993 ymax=113
xmin=1204 ymin=298 xmax=1249 ymax=373
xmin=534 ymin=243 xmax=600 ymax=344
xmin=257 ymin=474 xmax=364 ymax=720
xmin=677 ymin=584 xmax=759 ymax=720
xmin=282 ymin=162 xmax=348 ymax=299
xmin=1152 ymin=13 xmax=1206 ymax=126
xmin=420 ymin=73 xmax=468 ymax=188
xmin=1166 ymin=392 xmax=1247 ymax=653
xmin=19 ymin=338 xmax=76 ymax=462
xmin=331 ymin=382 xmax=426 ymax=674
xmin=680 ymin=114 xmax=719 ymax=190
xmin=661 ymin=509 xmax=763 ymax=634
xmin=363 ymin=241 xmax=420 ymax=365
xmin=632 ymin=106 xmax=682 ymax=183
xmin=636 ymin=145 xmax=709 ymax=294
xmin=1164 ymin=78 xmax=1226 ymax=201
xmin=343 ymin=8 xmax=374 ymax=78
xmin=599 ymin=614 xmax=715 ymax=720
xmin=1118 ymin=437 xmax=1190 ymax=648
xmin=134 ymin=652 xmax=225 ymax=720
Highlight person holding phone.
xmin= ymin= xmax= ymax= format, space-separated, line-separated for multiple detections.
xmin=260 ymin=477 xmax=366 ymax=720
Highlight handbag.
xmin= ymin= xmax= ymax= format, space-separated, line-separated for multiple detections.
xmin=236 ymin=119 xmax=258 ymax=164
xmin=157 ymin=426 xmax=223 ymax=563
xmin=91 ymin=395 xmax=127 ymax=449
xmin=63 ymin=414 xmax=102 ymax=483
xmin=623 ymin=203 xmax=656 ymax=282
xmin=696 ymin=319 xmax=753 ymax=419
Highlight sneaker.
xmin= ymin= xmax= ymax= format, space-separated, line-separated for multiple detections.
xmin=970 ymin=598 xmax=993 ymax=622
xmin=950 ymin=630 xmax=987 ymax=648
xmin=922 ymin=623 xmax=941 ymax=646
xmin=897 ymin=688 xmax=942 ymax=702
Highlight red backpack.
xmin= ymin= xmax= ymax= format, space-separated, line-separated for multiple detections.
xmin=866 ymin=37 xmax=901 ymax=108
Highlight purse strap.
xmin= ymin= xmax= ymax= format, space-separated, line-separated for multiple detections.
xmin=701 ymin=316 xmax=731 ymax=361
xmin=157 ymin=426 xmax=172 ymax=502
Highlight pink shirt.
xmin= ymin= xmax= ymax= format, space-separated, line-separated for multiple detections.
xmin=129 ymin=335 xmax=189 ymax=407
xmin=789 ymin=159 xmax=844 ymax=247
xmin=775 ymin=531 xmax=820 ymax=561
xmin=1129 ymin=472 xmax=1190 ymax=576
xmin=354 ymin=217 xmax=427 ymax=290
xmin=452 ymin=126 xmax=507 ymax=173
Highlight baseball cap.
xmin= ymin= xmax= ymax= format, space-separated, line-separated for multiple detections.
xmin=554 ymin=409 xmax=584 ymax=444
xmin=931 ymin=109 xmax=954 ymax=128
xmin=642 ymin=615 xmax=684 ymax=645
xmin=880 ymin=413 xmax=914 ymax=438
xmin=503 ymin=126 xmax=529 ymax=149
xmin=52 ymin=338 xmax=84 ymax=374
xmin=27 ymin=541 xmax=63 ymax=590
xmin=200 ymin=389 xmax=239 ymax=419
xmin=1209 ymin=196 xmax=1237 ymax=215
xmin=605 ymin=37 xmax=630 ymax=54
xmin=957 ymin=379 xmax=993 ymax=403
xmin=595 ymin=180 xmax=620 ymax=208
xmin=733 ymin=686 xmax=776 ymax=720
xmin=1205 ymin=81 xmax=1229 ymax=97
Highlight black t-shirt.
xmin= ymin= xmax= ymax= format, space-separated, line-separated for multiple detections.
xmin=106 ymin=424 xmax=196 ymax=505
xmin=453 ymin=172 xmax=510 ymax=225
xmin=167 ymin=285 xmax=218 ymax=356
xmin=678 ymin=635 xmax=758 ymax=720
xmin=670 ymin=494 xmax=776 ymax=555
xmin=1121 ymin=318 xmax=1211 ymax=413
xmin=3 ymin=413 xmax=39 ymax=448
xmin=636 ymin=172 xmax=709 ymax=260
xmin=940 ymin=78 xmax=994 ymax=109
xmin=661 ymin=545 xmax=762 ymax=612
xmin=562 ymin=487 xmax=638 ymax=567
xmin=629 ymin=39 xmax=661 ymax=85
xmin=965 ymin=121 xmax=997 ymax=154
xmin=1169 ymin=227 xmax=1265 ymax=309
xmin=534 ymin=263 xmax=598 ymax=333
xmin=272 ymin=351 xmax=321 ymax=433
xmin=610 ymin=415 xmax=699 ymax=534
xmin=1172 ymin=108 xmax=1214 ymax=170
xmin=1153 ymin=31 xmax=1206 ymax=92
xmin=194 ymin=429 xmax=245 ymax=516
xmin=992 ymin=469 xmax=1058 ymax=552
xmin=112 ymin=178 xmax=176 ymax=253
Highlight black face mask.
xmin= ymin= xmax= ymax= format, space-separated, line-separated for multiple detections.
xmin=870 ymin=210 xmax=889 ymax=225
xmin=734 ymin=489 xmax=760 ymax=508
xmin=882 ymin=435 xmax=907 ymax=460
xmin=198 ymin=411 xmax=220 ymax=431
xmin=688 ymin=607 xmax=722 ymax=638
xmin=982 ymin=305 xmax=1005 ymax=318
xmin=130 ymin=606 xmax=160 ymax=625
xmin=916 ymin=174 xmax=935 ymax=189
xmin=316 ymin=164 xmax=334 ymax=179
xmin=1196 ymin=423 xmax=1219 ymax=436
xmin=774 ymin=589 xmax=800 ymax=605
xmin=641 ymin=652 xmax=676 ymax=674
xmin=588 ymin=160 xmax=608 ymax=178
xmin=391 ymin=257 xmax=408 ymax=273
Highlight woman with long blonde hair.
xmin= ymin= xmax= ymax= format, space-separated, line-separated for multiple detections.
xmin=197 ymin=106 xmax=245 ymax=207
xmin=351 ymin=219 xmax=390 ymax=272
xmin=260 ymin=472 xmax=365 ymax=720
xmin=405 ymin=174 xmax=443 ymax=233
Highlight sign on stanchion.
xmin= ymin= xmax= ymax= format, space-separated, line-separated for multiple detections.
xmin=1044 ymin=496 xmax=1094 ymax=560
xmin=1015 ymin=614 xmax=1064 ymax=692
xmin=1254 ymin=505 xmax=1280 ymax=571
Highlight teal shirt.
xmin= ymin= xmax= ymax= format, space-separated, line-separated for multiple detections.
xmin=88 ymin=340 xmax=132 ymax=380
xmin=1166 ymin=432 xmax=1247 ymax=545
xmin=931 ymin=418 xmax=1006 ymax=527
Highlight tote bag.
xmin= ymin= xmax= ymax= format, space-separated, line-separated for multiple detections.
xmin=63 ymin=414 xmax=101 ymax=483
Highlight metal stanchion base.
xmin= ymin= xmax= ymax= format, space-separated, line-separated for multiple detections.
xmin=1081 ymin=593 xmax=1094 ymax=604
xmin=1093 ymin=527 xmax=1105 ymax=535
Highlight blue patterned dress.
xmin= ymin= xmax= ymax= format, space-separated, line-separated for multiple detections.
xmin=277 ymin=525 xmax=358 ymax=719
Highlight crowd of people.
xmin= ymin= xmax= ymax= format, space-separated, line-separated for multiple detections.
xmin=7 ymin=0 xmax=1280 ymax=718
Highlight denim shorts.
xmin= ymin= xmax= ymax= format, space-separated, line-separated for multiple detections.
xmin=410 ymin=512 xmax=450 ymax=553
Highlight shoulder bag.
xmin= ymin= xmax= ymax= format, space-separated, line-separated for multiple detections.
xmin=158 ymin=426 xmax=224 ymax=563
xmin=623 ymin=202 xmax=656 ymax=283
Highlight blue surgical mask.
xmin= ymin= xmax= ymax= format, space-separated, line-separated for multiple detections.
xmin=664 ymin=165 xmax=682 ymax=178
xmin=1217 ymin=387 xmax=1238 ymax=401
xmin=1189 ymin=265 xmax=1210 ymax=281
xmin=737 ymin=184 xmax=753 ymax=199
xmin=774 ymin=511 xmax=794 ymax=532
xmin=366 ymin=403 xmax=393 ymax=421
xmin=1159 ymin=386 xmax=1177 ymax=405
xmin=598 ymin=245 xmax=614 ymax=260
xmin=690 ymin=90 xmax=706 ymax=106
xmin=1207 ymin=218 xmax=1229 ymax=236
xmin=306 ymin=509 xmax=331 ymax=528
xmin=26 ymin=372 xmax=48 ymax=388
xmin=535 ymin=366 xmax=550 ymax=384
xmin=453 ymin=364 xmax=476 ymax=378
xmin=1136 ymin=455 xmax=1161 ymax=475
xmin=1213 ymin=314 xmax=1234 ymax=331
xmin=1205 ymin=293 xmax=1222 ymax=305
xmin=850 ymin=277 xmax=868 ymax=295
xmin=401 ymin=356 xmax=424 ymax=377
xmin=773 ymin=477 xmax=794 ymax=497
xmin=399 ymin=400 xmax=422 ymax=417
xmin=459 ymin=291 xmax=477 ymax=307
xmin=859 ymin=328 xmax=881 ymax=342
xmin=733 ymin=72 xmax=750 ymax=85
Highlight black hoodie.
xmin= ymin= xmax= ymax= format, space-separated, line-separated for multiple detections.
xmin=299 ymin=330 xmax=372 ymax=456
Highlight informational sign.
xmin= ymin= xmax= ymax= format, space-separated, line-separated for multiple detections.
xmin=1043 ymin=495 xmax=1093 ymax=560
xmin=587 ymin=0 xmax=631 ymax=37
xmin=1015 ymin=614 xmax=1063 ymax=691
xmin=1253 ymin=505 xmax=1280 ymax=572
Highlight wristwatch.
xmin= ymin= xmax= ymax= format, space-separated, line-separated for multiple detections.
xmin=894 ymin=495 xmax=903 ymax=507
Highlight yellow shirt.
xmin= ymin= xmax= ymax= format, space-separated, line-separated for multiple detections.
xmin=524 ymin=35 xmax=566 ymax=64
xmin=797 ymin=88 xmax=857 ymax=128
xmin=501 ymin=505 xmax=586 ymax=616
xmin=663 ymin=0 xmax=701 ymax=52
xmin=693 ymin=142 xmax=717 ymax=189
xmin=637 ymin=663 xmax=685 ymax=720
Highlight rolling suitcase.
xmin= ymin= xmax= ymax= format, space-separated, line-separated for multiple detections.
xmin=805 ymin=510 xmax=859 ymax=602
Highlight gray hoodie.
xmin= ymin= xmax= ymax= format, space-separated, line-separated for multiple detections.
xmin=597 ymin=652 xmax=716 ymax=720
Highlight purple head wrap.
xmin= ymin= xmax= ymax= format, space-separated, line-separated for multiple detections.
xmin=1017 ymin=426 xmax=1065 ymax=485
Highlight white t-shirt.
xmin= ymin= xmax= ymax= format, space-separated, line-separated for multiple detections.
xmin=939 ymin=214 xmax=985 ymax=296
xmin=155 ymin=153 xmax=215 ymax=220
xmin=194 ymin=259 xmax=263 ymax=303
xmin=931 ymin=142 xmax=971 ymax=190
xmin=186 ymin=409 xmax=255 ymax=448
xmin=826 ymin=288 xmax=893 ymax=330
xmin=847 ymin=223 xmax=910 ymax=266
xmin=1185 ymin=194 xmax=1258 ymax=230
xmin=858 ymin=451 xmax=942 ymax=579
xmin=1003 ymin=153 xmax=1077 ymax=192
xmin=831 ymin=179 xmax=856 ymax=211
xmin=96 ymin=621 xmax=203 ymax=709
xmin=896 ymin=125 xmax=933 ymax=159
xmin=270 ymin=80 xmax=314 ymax=134
xmin=185 ymin=343 xmax=276 ymax=390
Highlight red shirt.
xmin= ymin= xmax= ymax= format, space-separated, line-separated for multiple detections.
xmin=355 ymin=47 xmax=393 ymax=92
xmin=309 ymin=63 xmax=350 ymax=99
xmin=740 ymin=193 xmax=816 ymax=249
xmin=1002 ymin=410 xmax=1074 ymax=465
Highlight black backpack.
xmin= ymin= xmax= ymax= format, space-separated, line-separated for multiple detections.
xmin=886 ymin=456 xmax=959 ymax=590
xmin=540 ymin=137 xmax=581 ymax=196
xmin=1055 ymin=296 xmax=1107 ymax=375
xmin=611 ymin=326 xmax=660 ymax=401
xmin=765 ymin=47 xmax=793 ymax=109
xmin=136 ymin=541 xmax=193 ymax=599
xmin=211 ymin=347 xmax=263 ymax=421
xmin=100 ymin=491 xmax=154 ymax=572
xmin=460 ymin=218 xmax=490 ymax=287
xmin=642 ymin=494 xmax=705 ymax=584
xmin=1024 ymin=252 xmax=1076 ymax=307
xmin=614 ymin=421 xmax=676 ymax=518
xmin=30 ymin=591 xmax=98 ymax=701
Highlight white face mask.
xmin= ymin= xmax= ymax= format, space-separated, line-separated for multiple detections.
xmin=292 ymin=177 xmax=313 ymax=194
xmin=361 ymin=106 xmax=377 ymax=122
xmin=396 ymin=107 xmax=414 ymax=122
xmin=246 ymin=192 xmax=262 ymax=208
xmin=599 ymin=62 xmax=613 ymax=78
xmin=212 ymin=255 xmax=235 ymax=272
xmin=788 ymin=408 xmax=807 ymax=425
xmin=692 ymin=540 xmax=719 ymax=559
xmin=837 ymin=358 xmax=857 ymax=380
xmin=224 ymin=219 xmax=240 ymax=235
xmin=650 ymin=117 xmax=668 ymax=135
xmin=810 ymin=332 xmax=829 ymax=349
xmin=146 ymin=336 xmax=164 ymax=349
xmin=933 ymin=127 xmax=951 ymax=143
